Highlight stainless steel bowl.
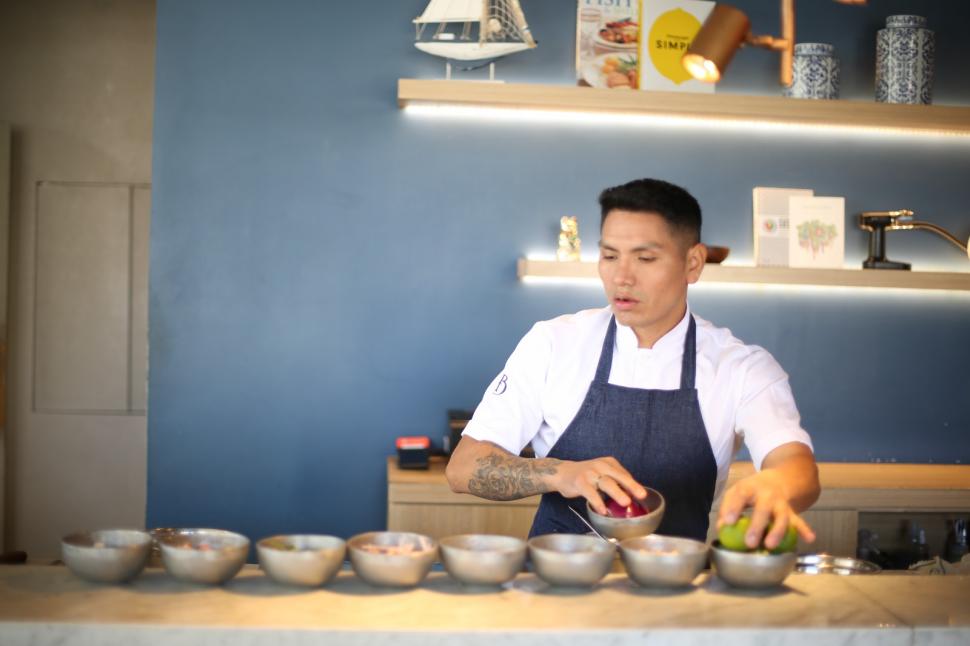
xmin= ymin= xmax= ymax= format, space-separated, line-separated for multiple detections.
xmin=796 ymin=553 xmax=881 ymax=575
xmin=439 ymin=534 xmax=527 ymax=585
xmin=710 ymin=541 xmax=796 ymax=588
xmin=528 ymin=533 xmax=616 ymax=587
xmin=257 ymin=534 xmax=347 ymax=587
xmin=347 ymin=531 xmax=437 ymax=588
xmin=586 ymin=487 xmax=665 ymax=541
xmin=158 ymin=528 xmax=250 ymax=585
xmin=619 ymin=534 xmax=709 ymax=587
xmin=61 ymin=529 xmax=152 ymax=583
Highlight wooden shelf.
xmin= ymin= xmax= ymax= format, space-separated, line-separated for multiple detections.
xmin=398 ymin=79 xmax=970 ymax=135
xmin=518 ymin=258 xmax=970 ymax=292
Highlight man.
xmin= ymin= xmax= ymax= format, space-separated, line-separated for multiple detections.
xmin=447 ymin=178 xmax=820 ymax=550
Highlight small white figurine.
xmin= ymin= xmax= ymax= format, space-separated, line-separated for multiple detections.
xmin=557 ymin=216 xmax=581 ymax=262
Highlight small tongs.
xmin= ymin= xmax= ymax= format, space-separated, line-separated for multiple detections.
xmin=569 ymin=506 xmax=618 ymax=545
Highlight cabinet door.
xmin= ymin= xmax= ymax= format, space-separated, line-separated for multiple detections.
xmin=0 ymin=122 xmax=8 ymax=552
xmin=388 ymin=502 xmax=539 ymax=540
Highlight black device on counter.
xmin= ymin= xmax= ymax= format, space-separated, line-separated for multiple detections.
xmin=443 ymin=409 xmax=535 ymax=459
xmin=396 ymin=436 xmax=431 ymax=469
xmin=445 ymin=409 xmax=473 ymax=456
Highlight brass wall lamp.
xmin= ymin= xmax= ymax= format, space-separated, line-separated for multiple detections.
xmin=682 ymin=0 xmax=866 ymax=85
xmin=859 ymin=210 xmax=970 ymax=270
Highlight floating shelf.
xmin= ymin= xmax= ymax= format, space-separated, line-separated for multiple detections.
xmin=518 ymin=258 xmax=970 ymax=292
xmin=398 ymin=79 xmax=970 ymax=136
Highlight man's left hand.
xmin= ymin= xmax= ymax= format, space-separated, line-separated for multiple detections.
xmin=717 ymin=442 xmax=821 ymax=550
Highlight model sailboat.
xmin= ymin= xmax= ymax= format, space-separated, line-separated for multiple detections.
xmin=414 ymin=0 xmax=536 ymax=73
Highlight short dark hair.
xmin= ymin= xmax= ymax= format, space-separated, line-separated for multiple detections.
xmin=598 ymin=178 xmax=702 ymax=246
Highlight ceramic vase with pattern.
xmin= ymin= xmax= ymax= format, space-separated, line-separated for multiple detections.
xmin=875 ymin=15 xmax=934 ymax=104
xmin=783 ymin=43 xmax=840 ymax=100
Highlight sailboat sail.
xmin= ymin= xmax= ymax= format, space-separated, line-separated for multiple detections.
xmin=414 ymin=0 xmax=536 ymax=65
xmin=415 ymin=0 xmax=482 ymax=24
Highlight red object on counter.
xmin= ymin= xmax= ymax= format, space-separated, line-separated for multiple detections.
xmin=395 ymin=436 xmax=431 ymax=450
xmin=396 ymin=436 xmax=431 ymax=469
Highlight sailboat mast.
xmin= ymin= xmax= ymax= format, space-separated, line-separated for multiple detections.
xmin=480 ymin=0 xmax=489 ymax=45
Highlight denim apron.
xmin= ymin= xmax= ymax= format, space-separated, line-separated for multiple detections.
xmin=529 ymin=315 xmax=717 ymax=541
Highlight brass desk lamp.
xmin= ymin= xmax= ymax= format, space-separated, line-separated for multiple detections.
xmin=858 ymin=210 xmax=970 ymax=270
xmin=682 ymin=0 xmax=867 ymax=86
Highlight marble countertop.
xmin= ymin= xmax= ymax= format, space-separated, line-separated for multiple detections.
xmin=2 ymin=565 xmax=968 ymax=646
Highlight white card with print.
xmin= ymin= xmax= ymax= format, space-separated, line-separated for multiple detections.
xmin=752 ymin=186 xmax=813 ymax=267
xmin=787 ymin=196 xmax=845 ymax=269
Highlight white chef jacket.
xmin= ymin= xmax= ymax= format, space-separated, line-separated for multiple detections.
xmin=463 ymin=306 xmax=813 ymax=498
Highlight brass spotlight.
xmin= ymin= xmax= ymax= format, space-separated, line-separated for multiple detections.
xmin=683 ymin=0 xmax=794 ymax=85
xmin=683 ymin=0 xmax=866 ymax=85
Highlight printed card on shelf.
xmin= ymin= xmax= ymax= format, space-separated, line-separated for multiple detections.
xmin=576 ymin=0 xmax=641 ymax=89
xmin=639 ymin=0 xmax=715 ymax=93
xmin=788 ymin=196 xmax=846 ymax=269
xmin=752 ymin=187 xmax=814 ymax=267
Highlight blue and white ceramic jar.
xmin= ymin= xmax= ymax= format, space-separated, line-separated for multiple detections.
xmin=875 ymin=15 xmax=934 ymax=104
xmin=783 ymin=43 xmax=840 ymax=100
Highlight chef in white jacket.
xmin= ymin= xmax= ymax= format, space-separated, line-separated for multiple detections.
xmin=447 ymin=178 xmax=820 ymax=547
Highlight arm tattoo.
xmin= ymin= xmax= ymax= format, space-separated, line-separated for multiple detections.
xmin=468 ymin=452 xmax=561 ymax=500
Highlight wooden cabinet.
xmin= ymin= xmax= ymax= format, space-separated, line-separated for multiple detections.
xmin=387 ymin=457 xmax=970 ymax=557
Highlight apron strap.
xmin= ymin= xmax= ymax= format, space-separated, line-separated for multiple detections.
xmin=680 ymin=315 xmax=697 ymax=390
xmin=592 ymin=316 xmax=617 ymax=384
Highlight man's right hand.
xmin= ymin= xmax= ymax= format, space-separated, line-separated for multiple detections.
xmin=550 ymin=456 xmax=647 ymax=515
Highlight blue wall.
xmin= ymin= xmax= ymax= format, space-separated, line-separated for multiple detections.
xmin=148 ymin=0 xmax=970 ymax=540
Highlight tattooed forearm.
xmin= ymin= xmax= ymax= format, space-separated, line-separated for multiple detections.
xmin=467 ymin=452 xmax=561 ymax=500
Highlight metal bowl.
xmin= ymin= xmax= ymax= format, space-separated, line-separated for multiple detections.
xmin=710 ymin=541 xmax=796 ymax=588
xmin=796 ymin=553 xmax=881 ymax=575
xmin=619 ymin=534 xmax=709 ymax=587
xmin=528 ymin=533 xmax=616 ymax=587
xmin=257 ymin=534 xmax=346 ymax=587
xmin=439 ymin=534 xmax=527 ymax=585
xmin=586 ymin=487 xmax=665 ymax=541
xmin=158 ymin=528 xmax=250 ymax=585
xmin=347 ymin=531 xmax=437 ymax=588
xmin=61 ymin=529 xmax=152 ymax=583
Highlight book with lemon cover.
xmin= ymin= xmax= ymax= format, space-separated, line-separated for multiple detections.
xmin=639 ymin=0 xmax=715 ymax=93
xmin=576 ymin=0 xmax=641 ymax=89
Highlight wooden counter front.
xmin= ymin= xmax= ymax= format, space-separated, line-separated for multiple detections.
xmin=388 ymin=457 xmax=970 ymax=556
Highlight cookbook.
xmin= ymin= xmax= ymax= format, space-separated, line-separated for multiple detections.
xmin=576 ymin=0 xmax=641 ymax=89
xmin=639 ymin=0 xmax=715 ymax=92
xmin=576 ymin=1 xmax=715 ymax=92
xmin=788 ymin=196 xmax=846 ymax=269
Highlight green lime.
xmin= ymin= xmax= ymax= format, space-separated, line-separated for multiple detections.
xmin=718 ymin=516 xmax=751 ymax=552
xmin=771 ymin=525 xmax=798 ymax=554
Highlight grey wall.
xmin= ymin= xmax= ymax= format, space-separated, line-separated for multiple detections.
xmin=1 ymin=0 xmax=153 ymax=557
xmin=149 ymin=0 xmax=970 ymax=540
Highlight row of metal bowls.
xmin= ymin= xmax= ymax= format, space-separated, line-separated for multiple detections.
xmin=61 ymin=528 xmax=797 ymax=589
xmin=62 ymin=528 xmax=251 ymax=585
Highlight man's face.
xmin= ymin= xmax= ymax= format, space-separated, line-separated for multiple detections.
xmin=598 ymin=209 xmax=705 ymax=345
